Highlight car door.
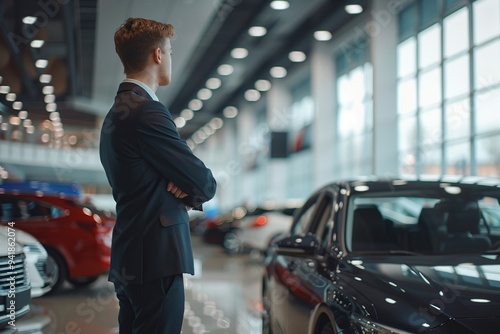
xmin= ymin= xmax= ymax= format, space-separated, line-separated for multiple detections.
xmin=269 ymin=190 xmax=335 ymax=334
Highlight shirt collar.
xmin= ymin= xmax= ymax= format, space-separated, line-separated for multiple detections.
xmin=122 ymin=78 xmax=159 ymax=101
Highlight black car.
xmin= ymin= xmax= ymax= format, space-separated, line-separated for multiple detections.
xmin=262 ymin=177 xmax=500 ymax=334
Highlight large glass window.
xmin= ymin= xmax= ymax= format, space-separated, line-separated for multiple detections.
xmin=287 ymin=79 xmax=314 ymax=199
xmin=444 ymin=55 xmax=470 ymax=100
xmin=335 ymin=39 xmax=373 ymax=179
xmin=443 ymin=7 xmax=469 ymax=58
xmin=418 ymin=67 xmax=442 ymax=108
xmin=476 ymin=133 xmax=500 ymax=177
xmin=473 ymin=0 xmax=500 ymax=45
xmin=418 ymin=24 xmax=441 ymax=69
xmin=397 ymin=0 xmax=500 ymax=177
xmin=474 ymin=40 xmax=500 ymax=89
xmin=475 ymin=87 xmax=500 ymax=135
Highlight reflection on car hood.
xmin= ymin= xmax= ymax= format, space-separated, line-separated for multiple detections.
xmin=343 ymin=254 xmax=500 ymax=331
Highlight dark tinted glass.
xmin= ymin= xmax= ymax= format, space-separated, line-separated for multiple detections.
xmin=419 ymin=0 xmax=439 ymax=26
xmin=399 ymin=3 xmax=417 ymax=40
xmin=445 ymin=0 xmax=465 ymax=10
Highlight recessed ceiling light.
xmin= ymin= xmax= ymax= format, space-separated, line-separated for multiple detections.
xmin=12 ymin=101 xmax=22 ymax=110
xmin=26 ymin=125 xmax=35 ymax=134
xmin=231 ymin=48 xmax=248 ymax=59
xmin=49 ymin=112 xmax=60 ymax=121
xmin=244 ymin=89 xmax=261 ymax=102
xmin=289 ymin=51 xmax=306 ymax=62
xmin=46 ymin=103 xmax=57 ymax=112
xmin=186 ymin=139 xmax=196 ymax=149
xmin=217 ymin=64 xmax=234 ymax=76
xmin=22 ymin=16 xmax=37 ymax=24
xmin=42 ymin=86 xmax=54 ymax=95
xmin=223 ymin=106 xmax=238 ymax=118
xmin=18 ymin=111 xmax=28 ymax=120
xmin=270 ymin=66 xmax=287 ymax=79
xmin=196 ymin=130 xmax=207 ymax=140
xmin=210 ymin=117 xmax=224 ymax=130
xmin=30 ymin=40 xmax=44 ymax=48
xmin=0 ymin=86 xmax=9 ymax=94
xmin=345 ymin=4 xmax=363 ymax=14
xmin=35 ymin=59 xmax=48 ymax=69
xmin=197 ymin=88 xmax=212 ymax=100
xmin=255 ymin=79 xmax=271 ymax=91
xmin=189 ymin=99 xmax=203 ymax=111
xmin=206 ymin=78 xmax=221 ymax=89
xmin=6 ymin=93 xmax=16 ymax=101
xmin=181 ymin=109 xmax=194 ymax=120
xmin=314 ymin=30 xmax=332 ymax=41
xmin=248 ymin=26 xmax=267 ymax=37
xmin=40 ymin=74 xmax=52 ymax=83
xmin=270 ymin=0 xmax=289 ymax=10
xmin=44 ymin=94 xmax=55 ymax=103
xmin=202 ymin=126 xmax=214 ymax=136
xmin=9 ymin=116 xmax=20 ymax=126
xmin=174 ymin=117 xmax=186 ymax=128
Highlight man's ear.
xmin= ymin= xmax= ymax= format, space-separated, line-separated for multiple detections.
xmin=153 ymin=47 xmax=162 ymax=64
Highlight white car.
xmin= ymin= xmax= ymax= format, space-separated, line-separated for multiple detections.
xmin=0 ymin=227 xmax=52 ymax=298
xmin=235 ymin=201 xmax=303 ymax=255
xmin=0 ymin=227 xmax=31 ymax=329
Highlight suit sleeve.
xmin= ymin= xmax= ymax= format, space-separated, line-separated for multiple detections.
xmin=136 ymin=101 xmax=217 ymax=208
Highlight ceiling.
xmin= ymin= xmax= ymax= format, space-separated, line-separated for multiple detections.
xmin=0 ymin=0 xmax=364 ymax=141
xmin=0 ymin=0 xmax=368 ymax=185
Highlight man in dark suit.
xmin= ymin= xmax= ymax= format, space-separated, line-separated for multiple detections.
xmin=99 ymin=17 xmax=216 ymax=334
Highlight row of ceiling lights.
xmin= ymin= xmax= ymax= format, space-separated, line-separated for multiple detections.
xmin=177 ymin=1 xmax=364 ymax=150
xmin=0 ymin=14 xmax=64 ymax=142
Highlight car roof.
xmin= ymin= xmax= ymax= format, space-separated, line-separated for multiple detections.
xmin=318 ymin=176 xmax=500 ymax=197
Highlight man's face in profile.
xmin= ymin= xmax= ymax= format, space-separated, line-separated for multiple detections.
xmin=159 ymin=37 xmax=172 ymax=86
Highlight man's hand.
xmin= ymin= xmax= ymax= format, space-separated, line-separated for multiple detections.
xmin=167 ymin=181 xmax=188 ymax=199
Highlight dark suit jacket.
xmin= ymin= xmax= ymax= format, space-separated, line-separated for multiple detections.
xmin=99 ymin=82 xmax=216 ymax=285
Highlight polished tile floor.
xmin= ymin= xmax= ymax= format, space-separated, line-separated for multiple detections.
xmin=8 ymin=236 xmax=264 ymax=334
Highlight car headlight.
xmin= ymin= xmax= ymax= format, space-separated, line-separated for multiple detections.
xmin=351 ymin=313 xmax=413 ymax=334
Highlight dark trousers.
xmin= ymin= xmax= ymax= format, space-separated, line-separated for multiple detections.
xmin=114 ymin=274 xmax=185 ymax=334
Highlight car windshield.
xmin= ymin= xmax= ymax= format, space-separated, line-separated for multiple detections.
xmin=345 ymin=189 xmax=500 ymax=255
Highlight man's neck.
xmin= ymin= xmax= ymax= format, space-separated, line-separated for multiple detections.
xmin=125 ymin=72 xmax=158 ymax=92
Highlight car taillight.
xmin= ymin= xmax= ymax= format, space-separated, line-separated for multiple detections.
xmin=77 ymin=221 xmax=113 ymax=248
xmin=251 ymin=215 xmax=267 ymax=228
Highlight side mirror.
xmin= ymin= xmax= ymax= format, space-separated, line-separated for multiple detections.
xmin=275 ymin=233 xmax=319 ymax=258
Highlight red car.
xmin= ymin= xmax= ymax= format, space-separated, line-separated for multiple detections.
xmin=0 ymin=190 xmax=115 ymax=294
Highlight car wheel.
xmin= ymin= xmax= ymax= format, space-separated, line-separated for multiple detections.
xmin=68 ymin=276 xmax=100 ymax=288
xmin=319 ymin=322 xmax=334 ymax=334
xmin=223 ymin=230 xmax=241 ymax=255
xmin=45 ymin=248 xmax=67 ymax=294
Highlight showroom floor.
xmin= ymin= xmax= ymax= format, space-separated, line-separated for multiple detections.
xmin=11 ymin=236 xmax=263 ymax=334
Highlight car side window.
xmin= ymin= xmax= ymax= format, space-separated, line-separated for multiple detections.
xmin=291 ymin=195 xmax=320 ymax=235
xmin=0 ymin=198 xmax=19 ymax=221
xmin=320 ymin=199 xmax=335 ymax=246
xmin=310 ymin=192 xmax=335 ymax=253
xmin=21 ymin=200 xmax=54 ymax=219
xmin=0 ymin=197 xmax=60 ymax=221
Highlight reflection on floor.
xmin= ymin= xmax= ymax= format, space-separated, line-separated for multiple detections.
xmin=4 ymin=236 xmax=263 ymax=334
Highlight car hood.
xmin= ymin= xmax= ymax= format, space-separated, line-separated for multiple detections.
xmin=342 ymin=254 xmax=500 ymax=332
